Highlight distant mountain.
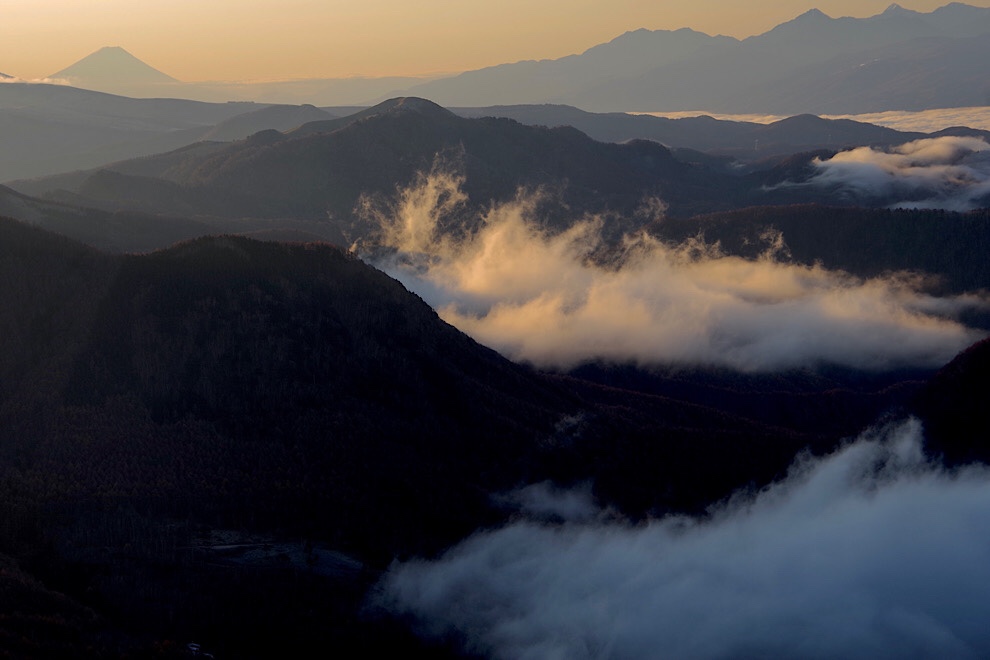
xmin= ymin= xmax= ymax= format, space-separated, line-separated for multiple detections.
xmin=50 ymin=46 xmax=177 ymax=91
xmin=15 ymin=97 xmax=759 ymax=244
xmin=391 ymin=3 xmax=990 ymax=113
xmin=0 ymin=83 xmax=342 ymax=181
xmin=452 ymin=104 xmax=928 ymax=158
xmin=194 ymin=103 xmax=335 ymax=141
xmin=12 ymin=96 xmax=990 ymax=255
xmin=400 ymin=27 xmax=736 ymax=106
xmin=44 ymin=46 xmax=437 ymax=104
xmin=732 ymin=33 xmax=990 ymax=114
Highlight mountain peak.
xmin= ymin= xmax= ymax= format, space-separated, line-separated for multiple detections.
xmin=797 ymin=8 xmax=830 ymax=20
xmin=368 ymin=97 xmax=456 ymax=119
xmin=50 ymin=46 xmax=177 ymax=85
xmin=878 ymin=3 xmax=921 ymax=17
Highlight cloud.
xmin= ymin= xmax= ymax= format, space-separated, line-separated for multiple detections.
xmin=805 ymin=136 xmax=990 ymax=211
xmin=0 ymin=76 xmax=70 ymax=85
xmin=376 ymin=418 xmax=990 ymax=660
xmin=642 ymin=108 xmax=990 ymax=134
xmin=825 ymin=107 xmax=990 ymax=134
xmin=492 ymin=480 xmax=599 ymax=524
xmin=363 ymin=170 xmax=985 ymax=372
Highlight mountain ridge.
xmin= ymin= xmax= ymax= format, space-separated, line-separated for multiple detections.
xmin=392 ymin=3 xmax=990 ymax=113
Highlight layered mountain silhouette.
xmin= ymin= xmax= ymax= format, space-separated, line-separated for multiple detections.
xmin=43 ymin=46 xmax=431 ymax=104
xmin=451 ymin=105 xmax=933 ymax=158
xmin=2 ymin=215 xmax=950 ymax=654
xmin=3 ymin=7 xmax=989 ymax=656
xmin=392 ymin=3 xmax=990 ymax=113
xmin=31 ymin=4 xmax=990 ymax=111
xmin=8 ymin=98 xmax=990 ymax=287
xmin=14 ymin=97 xmax=762 ymax=243
xmin=0 ymin=82 xmax=340 ymax=180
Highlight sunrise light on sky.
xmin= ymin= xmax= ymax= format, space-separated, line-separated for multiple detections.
xmin=1 ymin=0 xmax=984 ymax=82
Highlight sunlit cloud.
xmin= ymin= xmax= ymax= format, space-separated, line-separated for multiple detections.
xmin=640 ymin=107 xmax=990 ymax=134
xmin=377 ymin=418 xmax=990 ymax=660
xmin=632 ymin=110 xmax=789 ymax=124
xmin=363 ymin=170 xmax=986 ymax=372
xmin=0 ymin=76 xmax=71 ymax=85
xmin=824 ymin=107 xmax=990 ymax=134
xmin=805 ymin=136 xmax=990 ymax=211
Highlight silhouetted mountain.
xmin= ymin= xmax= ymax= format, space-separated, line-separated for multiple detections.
xmin=198 ymin=103 xmax=335 ymax=141
xmin=733 ymin=33 xmax=990 ymax=114
xmin=50 ymin=46 xmax=177 ymax=92
xmin=0 ymin=84 xmax=350 ymax=181
xmin=0 ymin=216 xmax=942 ymax=656
xmin=389 ymin=3 xmax=990 ymax=113
xmin=452 ymin=104 xmax=927 ymax=159
xmin=913 ymin=337 xmax=990 ymax=464
xmin=15 ymin=97 xmax=757 ymax=244
xmin=9 ymin=98 xmax=989 ymax=260
xmin=0 ymin=83 xmax=255 ymax=180
xmin=399 ymin=28 xmax=736 ymax=106
xmin=657 ymin=204 xmax=990 ymax=295
xmin=0 ymin=181 xmax=352 ymax=254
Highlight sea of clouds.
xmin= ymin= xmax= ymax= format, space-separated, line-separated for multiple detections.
xmin=806 ymin=136 xmax=990 ymax=212
xmin=376 ymin=418 xmax=990 ymax=659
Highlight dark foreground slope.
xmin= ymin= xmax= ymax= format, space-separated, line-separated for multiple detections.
xmin=913 ymin=337 xmax=990 ymax=464
xmin=0 ymin=217 xmax=951 ymax=657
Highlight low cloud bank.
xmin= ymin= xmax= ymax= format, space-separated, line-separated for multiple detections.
xmin=377 ymin=419 xmax=990 ymax=659
xmin=826 ymin=107 xmax=990 ymax=133
xmin=807 ymin=136 xmax=990 ymax=211
xmin=365 ymin=170 xmax=984 ymax=372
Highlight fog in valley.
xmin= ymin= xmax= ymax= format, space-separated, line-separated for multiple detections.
xmin=367 ymin=169 xmax=987 ymax=372
xmin=800 ymin=136 xmax=990 ymax=211
xmin=378 ymin=418 xmax=990 ymax=659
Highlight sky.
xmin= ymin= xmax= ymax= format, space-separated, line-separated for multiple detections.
xmin=1 ymin=1 xmax=985 ymax=82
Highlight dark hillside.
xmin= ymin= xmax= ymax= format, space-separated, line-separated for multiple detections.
xmin=0 ymin=218 xmax=949 ymax=656
xmin=658 ymin=205 xmax=990 ymax=295
xmin=913 ymin=337 xmax=990 ymax=464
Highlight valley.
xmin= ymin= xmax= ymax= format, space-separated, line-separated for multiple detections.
xmin=2 ymin=4 xmax=990 ymax=658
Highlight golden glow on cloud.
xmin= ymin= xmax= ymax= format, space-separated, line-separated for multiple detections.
xmin=0 ymin=1 xmax=983 ymax=82
xmin=365 ymin=170 xmax=986 ymax=372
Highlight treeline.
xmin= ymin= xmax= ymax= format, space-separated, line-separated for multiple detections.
xmin=659 ymin=205 xmax=990 ymax=295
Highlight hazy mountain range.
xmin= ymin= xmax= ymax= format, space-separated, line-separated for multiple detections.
xmin=2 ymin=11 xmax=990 ymax=656
xmin=5 ymin=96 xmax=988 ymax=254
xmin=19 ymin=3 xmax=990 ymax=112
xmin=0 ymin=82 xmax=340 ymax=180
xmin=4 ymin=79 xmax=988 ymax=186
xmin=393 ymin=2 xmax=990 ymax=112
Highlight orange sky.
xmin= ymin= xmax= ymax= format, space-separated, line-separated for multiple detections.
xmin=0 ymin=1 xmax=983 ymax=81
